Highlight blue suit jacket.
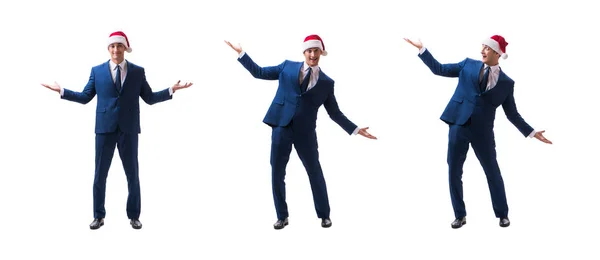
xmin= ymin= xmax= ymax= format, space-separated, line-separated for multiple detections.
xmin=62 ymin=60 xmax=172 ymax=134
xmin=419 ymin=50 xmax=534 ymax=137
xmin=238 ymin=53 xmax=357 ymax=134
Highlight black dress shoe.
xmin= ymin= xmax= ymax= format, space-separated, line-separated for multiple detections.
xmin=90 ymin=218 xmax=104 ymax=230
xmin=321 ymin=218 xmax=332 ymax=228
xmin=451 ymin=217 xmax=466 ymax=229
xmin=130 ymin=219 xmax=142 ymax=229
xmin=273 ymin=218 xmax=288 ymax=230
xmin=499 ymin=217 xmax=510 ymax=227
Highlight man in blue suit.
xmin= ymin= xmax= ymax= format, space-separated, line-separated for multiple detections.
xmin=225 ymin=35 xmax=377 ymax=229
xmin=42 ymin=31 xmax=192 ymax=230
xmin=405 ymin=35 xmax=552 ymax=228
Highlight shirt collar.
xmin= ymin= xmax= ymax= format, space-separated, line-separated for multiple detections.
xmin=302 ymin=62 xmax=319 ymax=73
xmin=484 ymin=63 xmax=500 ymax=73
xmin=110 ymin=60 xmax=127 ymax=71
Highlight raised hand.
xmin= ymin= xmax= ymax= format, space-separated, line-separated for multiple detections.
xmin=41 ymin=81 xmax=61 ymax=93
xmin=358 ymin=127 xmax=377 ymax=140
xmin=404 ymin=38 xmax=423 ymax=50
xmin=224 ymin=40 xmax=243 ymax=55
xmin=172 ymin=80 xmax=193 ymax=93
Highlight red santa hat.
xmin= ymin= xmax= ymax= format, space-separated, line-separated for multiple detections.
xmin=107 ymin=31 xmax=132 ymax=53
xmin=302 ymin=34 xmax=327 ymax=56
xmin=482 ymin=35 xmax=508 ymax=59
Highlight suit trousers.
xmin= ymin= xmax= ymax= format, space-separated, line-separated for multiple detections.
xmin=447 ymin=121 xmax=509 ymax=219
xmin=93 ymin=128 xmax=141 ymax=219
xmin=270 ymin=120 xmax=330 ymax=220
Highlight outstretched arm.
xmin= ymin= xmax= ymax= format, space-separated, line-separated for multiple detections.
xmin=323 ymin=89 xmax=377 ymax=139
xmin=225 ymin=40 xmax=283 ymax=80
xmin=41 ymin=69 xmax=97 ymax=104
xmin=502 ymin=87 xmax=552 ymax=144
xmin=404 ymin=38 xmax=465 ymax=78
xmin=139 ymin=69 xmax=192 ymax=105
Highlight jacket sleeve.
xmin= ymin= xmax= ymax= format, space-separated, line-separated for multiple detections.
xmin=323 ymin=85 xmax=358 ymax=135
xmin=139 ymin=67 xmax=172 ymax=105
xmin=418 ymin=49 xmax=467 ymax=78
xmin=61 ymin=68 xmax=97 ymax=104
xmin=238 ymin=53 xmax=284 ymax=80
xmin=502 ymin=86 xmax=534 ymax=137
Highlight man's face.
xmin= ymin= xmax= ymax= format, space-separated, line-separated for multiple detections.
xmin=108 ymin=43 xmax=126 ymax=62
xmin=481 ymin=44 xmax=500 ymax=65
xmin=304 ymin=48 xmax=322 ymax=67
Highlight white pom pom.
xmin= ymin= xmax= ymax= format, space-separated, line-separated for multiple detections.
xmin=501 ymin=53 xmax=508 ymax=59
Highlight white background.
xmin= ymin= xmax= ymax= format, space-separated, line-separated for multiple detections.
xmin=1 ymin=0 xmax=598 ymax=259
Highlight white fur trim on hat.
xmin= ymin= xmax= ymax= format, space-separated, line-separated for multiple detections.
xmin=482 ymin=38 xmax=507 ymax=59
xmin=303 ymin=39 xmax=328 ymax=56
xmin=107 ymin=35 xmax=132 ymax=53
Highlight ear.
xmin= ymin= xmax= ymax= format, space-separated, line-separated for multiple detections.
xmin=491 ymin=49 xmax=500 ymax=58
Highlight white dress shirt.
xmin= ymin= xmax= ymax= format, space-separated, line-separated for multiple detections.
xmin=299 ymin=63 xmax=320 ymax=92
xmin=480 ymin=64 xmax=500 ymax=91
xmin=110 ymin=60 xmax=128 ymax=85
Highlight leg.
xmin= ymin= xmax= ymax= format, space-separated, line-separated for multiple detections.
xmin=116 ymin=131 xmax=141 ymax=220
xmin=447 ymin=124 xmax=471 ymax=219
xmin=270 ymin=126 xmax=294 ymax=220
xmin=93 ymin=133 xmax=118 ymax=219
xmin=293 ymin=130 xmax=330 ymax=219
xmin=471 ymin=129 xmax=508 ymax=218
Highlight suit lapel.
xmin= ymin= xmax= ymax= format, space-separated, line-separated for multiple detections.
xmin=481 ymin=69 xmax=508 ymax=96
xmin=122 ymin=60 xmax=133 ymax=92
xmin=498 ymin=69 xmax=507 ymax=82
xmin=291 ymin=62 xmax=329 ymax=94
xmin=292 ymin=62 xmax=304 ymax=94
xmin=472 ymin=61 xmax=484 ymax=92
xmin=103 ymin=61 xmax=112 ymax=83
xmin=101 ymin=61 xmax=119 ymax=93
xmin=493 ymin=70 xmax=509 ymax=92
xmin=305 ymin=69 xmax=325 ymax=94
